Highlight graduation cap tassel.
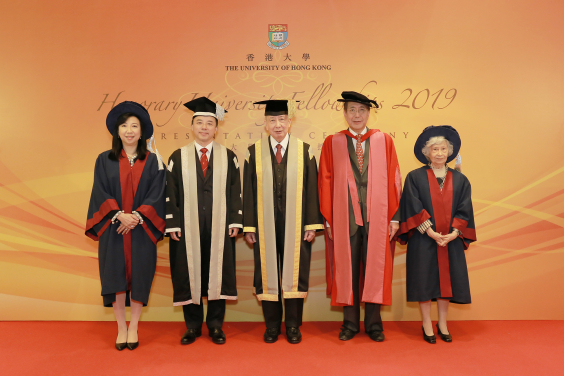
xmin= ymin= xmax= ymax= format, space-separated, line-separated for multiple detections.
xmin=147 ymin=134 xmax=165 ymax=170
xmin=215 ymin=103 xmax=225 ymax=121
xmin=287 ymin=99 xmax=297 ymax=119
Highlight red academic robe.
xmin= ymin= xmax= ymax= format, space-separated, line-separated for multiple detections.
xmin=318 ymin=129 xmax=402 ymax=306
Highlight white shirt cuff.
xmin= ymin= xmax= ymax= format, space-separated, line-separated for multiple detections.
xmin=165 ymin=227 xmax=181 ymax=234
xmin=229 ymin=224 xmax=243 ymax=229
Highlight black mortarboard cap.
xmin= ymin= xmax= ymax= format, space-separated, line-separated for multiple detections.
xmin=253 ymin=99 xmax=300 ymax=117
xmin=337 ymin=91 xmax=379 ymax=108
xmin=183 ymin=97 xmax=226 ymax=120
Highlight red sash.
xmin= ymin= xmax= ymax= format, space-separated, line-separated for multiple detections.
xmin=427 ymin=169 xmax=454 ymax=297
xmin=119 ymin=150 xmax=148 ymax=290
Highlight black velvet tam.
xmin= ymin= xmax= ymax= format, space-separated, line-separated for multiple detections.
xmin=336 ymin=91 xmax=379 ymax=108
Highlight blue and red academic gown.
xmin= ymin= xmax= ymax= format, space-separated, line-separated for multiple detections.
xmin=85 ymin=150 xmax=166 ymax=307
xmin=398 ymin=166 xmax=476 ymax=304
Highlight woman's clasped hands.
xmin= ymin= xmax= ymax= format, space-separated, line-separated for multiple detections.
xmin=426 ymin=227 xmax=458 ymax=247
xmin=116 ymin=213 xmax=140 ymax=235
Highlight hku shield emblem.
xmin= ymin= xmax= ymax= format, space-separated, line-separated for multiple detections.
xmin=267 ymin=24 xmax=289 ymax=50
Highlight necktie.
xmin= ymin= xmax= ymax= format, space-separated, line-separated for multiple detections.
xmin=200 ymin=148 xmax=209 ymax=177
xmin=276 ymin=144 xmax=282 ymax=164
xmin=356 ymin=134 xmax=364 ymax=171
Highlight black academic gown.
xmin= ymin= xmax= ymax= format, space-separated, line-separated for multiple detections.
xmin=398 ymin=166 xmax=476 ymax=304
xmin=243 ymin=137 xmax=323 ymax=328
xmin=85 ymin=151 xmax=166 ymax=307
xmin=166 ymin=147 xmax=242 ymax=306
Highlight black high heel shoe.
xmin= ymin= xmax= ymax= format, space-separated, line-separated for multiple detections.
xmin=127 ymin=331 xmax=139 ymax=350
xmin=436 ymin=323 xmax=452 ymax=342
xmin=115 ymin=342 xmax=127 ymax=351
xmin=422 ymin=326 xmax=436 ymax=344
xmin=115 ymin=331 xmax=127 ymax=351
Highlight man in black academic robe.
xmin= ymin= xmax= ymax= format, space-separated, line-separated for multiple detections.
xmin=243 ymin=99 xmax=323 ymax=344
xmin=166 ymin=97 xmax=242 ymax=345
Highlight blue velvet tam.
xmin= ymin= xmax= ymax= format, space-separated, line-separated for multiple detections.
xmin=106 ymin=101 xmax=153 ymax=139
xmin=414 ymin=125 xmax=461 ymax=164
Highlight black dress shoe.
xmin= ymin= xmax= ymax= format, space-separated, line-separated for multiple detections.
xmin=338 ymin=326 xmax=358 ymax=341
xmin=115 ymin=342 xmax=127 ymax=351
xmin=209 ymin=328 xmax=226 ymax=345
xmin=286 ymin=327 xmax=302 ymax=344
xmin=422 ymin=326 xmax=436 ymax=344
xmin=367 ymin=330 xmax=385 ymax=342
xmin=181 ymin=328 xmax=202 ymax=345
xmin=127 ymin=331 xmax=139 ymax=350
xmin=264 ymin=327 xmax=281 ymax=343
xmin=436 ymin=323 xmax=452 ymax=342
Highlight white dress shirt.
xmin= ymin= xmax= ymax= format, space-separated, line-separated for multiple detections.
xmin=194 ymin=141 xmax=213 ymax=160
xmin=270 ymin=133 xmax=289 ymax=157
xmin=349 ymin=126 xmax=368 ymax=154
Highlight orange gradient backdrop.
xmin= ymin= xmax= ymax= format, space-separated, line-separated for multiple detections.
xmin=1 ymin=0 xmax=563 ymax=321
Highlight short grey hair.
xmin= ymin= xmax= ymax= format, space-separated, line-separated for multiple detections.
xmin=421 ymin=136 xmax=453 ymax=161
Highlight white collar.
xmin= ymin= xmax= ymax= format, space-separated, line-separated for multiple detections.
xmin=194 ymin=141 xmax=213 ymax=152
xmin=348 ymin=127 xmax=368 ymax=137
xmin=270 ymin=133 xmax=290 ymax=150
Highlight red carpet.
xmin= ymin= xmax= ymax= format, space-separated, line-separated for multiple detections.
xmin=1 ymin=321 xmax=562 ymax=376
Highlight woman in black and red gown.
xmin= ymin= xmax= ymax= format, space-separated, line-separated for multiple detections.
xmin=398 ymin=126 xmax=476 ymax=344
xmin=85 ymin=101 xmax=166 ymax=350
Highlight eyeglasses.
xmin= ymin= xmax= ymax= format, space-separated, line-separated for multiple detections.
xmin=347 ymin=107 xmax=368 ymax=115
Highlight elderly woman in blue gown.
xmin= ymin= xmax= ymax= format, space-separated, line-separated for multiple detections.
xmin=398 ymin=126 xmax=476 ymax=344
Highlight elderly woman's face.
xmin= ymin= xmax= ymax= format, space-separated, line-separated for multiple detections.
xmin=428 ymin=141 xmax=449 ymax=166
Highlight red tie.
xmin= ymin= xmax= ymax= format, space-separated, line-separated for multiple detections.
xmin=200 ymin=148 xmax=209 ymax=177
xmin=276 ymin=144 xmax=282 ymax=164
xmin=355 ymin=134 xmax=364 ymax=171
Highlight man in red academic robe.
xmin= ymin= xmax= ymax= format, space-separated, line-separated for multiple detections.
xmin=318 ymin=91 xmax=402 ymax=341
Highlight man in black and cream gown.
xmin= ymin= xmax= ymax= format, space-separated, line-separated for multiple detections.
xmin=166 ymin=97 xmax=242 ymax=345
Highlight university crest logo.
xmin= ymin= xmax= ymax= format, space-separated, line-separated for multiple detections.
xmin=267 ymin=24 xmax=289 ymax=50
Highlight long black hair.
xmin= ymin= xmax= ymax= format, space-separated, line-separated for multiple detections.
xmin=108 ymin=113 xmax=148 ymax=161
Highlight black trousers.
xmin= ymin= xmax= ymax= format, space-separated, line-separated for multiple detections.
xmin=262 ymin=207 xmax=304 ymax=329
xmin=343 ymin=225 xmax=383 ymax=333
xmin=183 ymin=299 xmax=226 ymax=330
xmin=182 ymin=216 xmax=226 ymax=331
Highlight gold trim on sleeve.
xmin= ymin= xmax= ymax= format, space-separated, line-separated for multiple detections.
xmin=243 ymin=226 xmax=257 ymax=233
xmin=304 ymin=224 xmax=324 ymax=231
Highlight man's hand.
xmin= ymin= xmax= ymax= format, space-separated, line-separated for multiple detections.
xmin=304 ymin=230 xmax=315 ymax=242
xmin=245 ymin=232 xmax=257 ymax=244
xmin=170 ymin=231 xmax=182 ymax=241
xmin=389 ymin=222 xmax=399 ymax=241
xmin=326 ymin=226 xmax=332 ymax=241
xmin=229 ymin=228 xmax=239 ymax=238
